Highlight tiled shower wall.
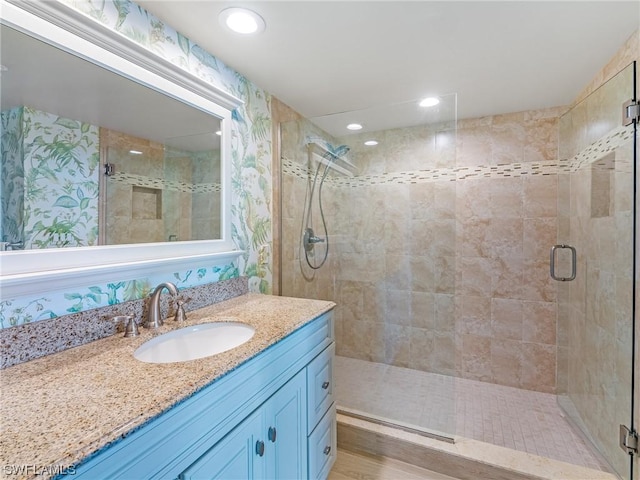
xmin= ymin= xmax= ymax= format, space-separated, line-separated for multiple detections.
xmin=555 ymin=32 xmax=638 ymax=479
xmin=102 ymin=128 xmax=168 ymax=244
xmin=101 ymin=128 xmax=221 ymax=244
xmin=453 ymin=109 xmax=562 ymax=393
xmin=281 ymin=106 xmax=563 ymax=393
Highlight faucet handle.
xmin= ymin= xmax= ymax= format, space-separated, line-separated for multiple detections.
xmin=174 ymin=299 xmax=188 ymax=323
xmin=112 ymin=315 xmax=140 ymax=337
xmin=124 ymin=316 xmax=140 ymax=337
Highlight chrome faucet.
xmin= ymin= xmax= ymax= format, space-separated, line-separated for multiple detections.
xmin=145 ymin=282 xmax=178 ymax=329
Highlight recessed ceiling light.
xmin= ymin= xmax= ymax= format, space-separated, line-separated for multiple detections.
xmin=215 ymin=130 xmax=222 ymax=136
xmin=347 ymin=123 xmax=363 ymax=131
xmin=364 ymin=140 xmax=378 ymax=146
xmin=220 ymin=7 xmax=265 ymax=35
xmin=419 ymin=97 xmax=440 ymax=107
xmin=129 ymin=150 xmax=143 ymax=155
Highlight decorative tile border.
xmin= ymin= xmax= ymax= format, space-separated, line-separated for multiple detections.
xmin=566 ymin=124 xmax=633 ymax=172
xmin=0 ymin=276 xmax=248 ymax=368
xmin=282 ymin=124 xmax=634 ymax=186
xmin=110 ymin=172 xmax=222 ymax=193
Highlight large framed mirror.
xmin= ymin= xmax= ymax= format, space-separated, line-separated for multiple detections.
xmin=0 ymin=0 xmax=243 ymax=298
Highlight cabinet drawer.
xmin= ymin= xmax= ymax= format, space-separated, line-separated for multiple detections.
xmin=307 ymin=403 xmax=336 ymax=480
xmin=307 ymin=343 xmax=334 ymax=432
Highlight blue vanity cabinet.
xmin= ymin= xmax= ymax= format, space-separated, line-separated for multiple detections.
xmin=66 ymin=310 xmax=334 ymax=480
xmin=180 ymin=369 xmax=307 ymax=480
xmin=264 ymin=369 xmax=307 ymax=479
xmin=306 ymin=343 xmax=337 ymax=479
xmin=180 ymin=407 xmax=266 ymax=480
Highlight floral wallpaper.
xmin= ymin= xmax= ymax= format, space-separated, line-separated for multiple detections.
xmin=2 ymin=106 xmax=99 ymax=249
xmin=0 ymin=107 xmax=24 ymax=245
xmin=0 ymin=263 xmax=238 ymax=328
xmin=22 ymin=107 xmax=100 ymax=248
xmin=1 ymin=0 xmax=273 ymax=327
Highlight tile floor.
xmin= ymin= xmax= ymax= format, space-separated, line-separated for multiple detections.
xmin=334 ymin=355 xmax=611 ymax=472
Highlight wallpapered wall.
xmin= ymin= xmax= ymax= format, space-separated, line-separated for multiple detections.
xmin=0 ymin=0 xmax=272 ymax=328
xmin=0 ymin=107 xmax=24 ymax=246
xmin=0 ymin=106 xmax=100 ymax=249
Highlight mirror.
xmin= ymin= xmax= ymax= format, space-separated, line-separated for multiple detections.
xmin=0 ymin=0 xmax=242 ymax=298
xmin=1 ymin=24 xmax=222 ymax=249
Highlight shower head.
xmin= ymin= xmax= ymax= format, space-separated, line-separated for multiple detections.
xmin=307 ymin=136 xmax=350 ymax=162
xmin=323 ymin=144 xmax=350 ymax=163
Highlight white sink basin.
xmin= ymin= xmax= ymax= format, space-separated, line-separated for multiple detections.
xmin=134 ymin=321 xmax=255 ymax=364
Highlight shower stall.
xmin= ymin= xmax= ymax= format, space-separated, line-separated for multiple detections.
xmin=278 ymin=61 xmax=637 ymax=478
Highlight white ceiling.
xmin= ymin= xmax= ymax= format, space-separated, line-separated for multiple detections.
xmin=137 ymin=0 xmax=639 ymax=129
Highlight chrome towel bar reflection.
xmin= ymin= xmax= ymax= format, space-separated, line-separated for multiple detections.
xmin=550 ymin=244 xmax=577 ymax=281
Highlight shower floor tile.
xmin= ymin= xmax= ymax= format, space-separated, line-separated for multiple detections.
xmin=334 ymin=355 xmax=611 ymax=472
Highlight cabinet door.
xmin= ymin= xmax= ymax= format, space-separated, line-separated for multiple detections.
xmin=265 ymin=369 xmax=307 ymax=480
xmin=179 ymin=409 xmax=266 ymax=480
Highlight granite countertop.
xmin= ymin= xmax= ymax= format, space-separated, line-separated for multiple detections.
xmin=0 ymin=293 xmax=335 ymax=479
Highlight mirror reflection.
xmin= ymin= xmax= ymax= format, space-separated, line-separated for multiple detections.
xmin=0 ymin=24 xmax=222 ymax=250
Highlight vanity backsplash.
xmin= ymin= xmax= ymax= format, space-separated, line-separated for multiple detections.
xmin=0 ymin=276 xmax=248 ymax=368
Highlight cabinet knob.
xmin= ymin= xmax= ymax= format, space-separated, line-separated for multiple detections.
xmin=322 ymin=381 xmax=330 ymax=390
xmin=256 ymin=440 xmax=265 ymax=457
xmin=268 ymin=426 xmax=277 ymax=443
xmin=323 ymin=445 xmax=331 ymax=456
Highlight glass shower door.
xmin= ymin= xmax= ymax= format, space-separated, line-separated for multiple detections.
xmin=280 ymin=94 xmax=459 ymax=440
xmin=556 ymin=61 xmax=636 ymax=479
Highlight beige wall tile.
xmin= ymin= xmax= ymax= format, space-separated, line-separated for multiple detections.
xmin=523 ymin=175 xmax=557 ymax=218
xmin=487 ymin=217 xmax=523 ymax=258
xmin=434 ymin=256 xmax=456 ymax=294
xmin=521 ymin=343 xmax=556 ymax=393
xmin=456 ymin=123 xmax=492 ymax=167
xmin=491 ymin=256 xmax=524 ymax=300
xmin=524 ymin=116 xmax=558 ymax=163
xmin=386 ymin=254 xmax=412 ymax=291
xmin=409 ymin=183 xmax=435 ymax=220
xmin=384 ymin=324 xmax=412 ymax=368
xmin=521 ymin=259 xmax=557 ymax=302
xmin=386 ymin=290 xmax=412 ymax=326
xmin=458 ymin=295 xmax=492 ymax=336
xmin=491 ymin=112 xmax=525 ymax=165
xmin=410 ymin=328 xmax=435 ymax=371
xmin=491 ymin=338 xmax=523 ymax=388
xmin=489 ymin=178 xmax=523 ymax=218
xmin=491 ymin=298 xmax=523 ymax=341
xmin=460 ymin=217 xmax=491 ymax=258
xmin=461 ymin=334 xmax=492 ymax=382
xmin=435 ymin=294 xmax=456 ymax=333
xmin=523 ymin=218 xmax=556 ymax=261
xmin=431 ymin=332 xmax=456 ymax=376
xmin=410 ymin=220 xmax=436 ymax=256
xmin=433 ymin=182 xmax=457 ymax=220
xmin=457 ymin=179 xmax=492 ymax=221
xmin=460 ymin=257 xmax=493 ymax=297
xmin=410 ymin=256 xmax=435 ymax=293
xmin=522 ymin=301 xmax=557 ymax=345
xmin=411 ymin=292 xmax=436 ymax=330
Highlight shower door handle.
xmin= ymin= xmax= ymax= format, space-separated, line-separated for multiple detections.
xmin=550 ymin=244 xmax=576 ymax=281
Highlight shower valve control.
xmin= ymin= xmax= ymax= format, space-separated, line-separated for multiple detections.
xmin=303 ymin=227 xmax=325 ymax=252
